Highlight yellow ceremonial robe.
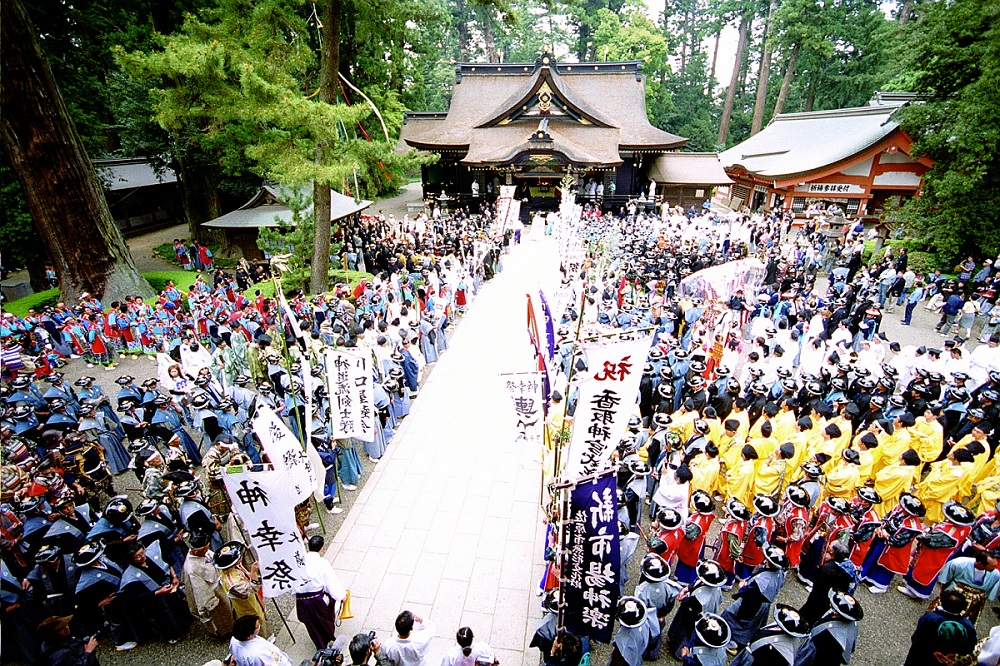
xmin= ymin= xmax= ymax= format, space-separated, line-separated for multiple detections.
xmin=824 ymin=462 xmax=861 ymax=500
xmin=690 ymin=454 xmax=721 ymax=496
xmin=873 ymin=462 xmax=919 ymax=518
xmin=755 ymin=456 xmax=787 ymax=497
xmin=912 ymin=417 xmax=944 ymax=464
xmin=725 ymin=459 xmax=756 ymax=508
xmin=917 ymin=460 xmax=967 ymax=523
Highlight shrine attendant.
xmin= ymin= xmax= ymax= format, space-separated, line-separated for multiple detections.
xmin=737 ymin=495 xmax=780 ymax=580
xmin=849 ymin=488 xmax=884 ymax=568
xmin=666 ymin=560 xmax=726 ymax=657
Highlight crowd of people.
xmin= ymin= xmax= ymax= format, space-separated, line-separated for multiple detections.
xmin=530 ymin=204 xmax=1000 ymax=666
xmin=0 ymin=207 xmax=513 ymax=665
xmin=6 ymin=194 xmax=1000 ymax=665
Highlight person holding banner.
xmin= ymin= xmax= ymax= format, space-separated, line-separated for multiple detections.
xmin=215 ymin=542 xmax=271 ymax=642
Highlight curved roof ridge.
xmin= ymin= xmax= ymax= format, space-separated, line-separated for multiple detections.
xmin=473 ymin=65 xmax=617 ymax=129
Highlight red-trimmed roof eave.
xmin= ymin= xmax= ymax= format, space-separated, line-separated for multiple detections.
xmin=770 ymin=129 xmax=932 ymax=189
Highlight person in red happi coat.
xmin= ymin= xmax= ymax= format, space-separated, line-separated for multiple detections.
xmin=777 ymin=484 xmax=812 ymax=570
xmin=849 ymin=487 xmax=884 ymax=567
xmin=674 ymin=490 xmax=716 ymax=586
xmin=900 ymin=501 xmax=976 ymax=599
xmin=716 ymin=498 xmax=750 ymax=587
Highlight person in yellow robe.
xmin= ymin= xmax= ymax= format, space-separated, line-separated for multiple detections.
xmin=756 ymin=443 xmax=793 ymax=498
xmin=972 ymin=472 xmax=1000 ymax=513
xmin=718 ymin=419 xmax=746 ymax=480
xmin=748 ymin=402 xmax=779 ymax=440
xmin=807 ymin=423 xmax=844 ymax=473
xmin=728 ymin=398 xmax=751 ymax=443
xmin=786 ymin=416 xmax=816 ymax=474
xmin=703 ymin=407 xmax=724 ymax=449
xmin=689 ymin=443 xmax=721 ymax=496
xmin=912 ymin=407 xmax=944 ymax=464
xmin=854 ymin=432 xmax=879 ymax=482
xmin=215 ymin=543 xmax=271 ymax=640
xmin=955 ymin=423 xmax=994 ymax=488
xmin=917 ymin=449 xmax=972 ymax=523
xmin=827 ymin=412 xmax=854 ymax=459
xmin=824 ymin=448 xmax=862 ymax=500
xmin=670 ymin=400 xmax=699 ymax=443
xmin=772 ymin=398 xmax=799 ymax=443
xmin=872 ymin=417 xmax=912 ymax=475
xmin=725 ymin=444 xmax=758 ymax=508
xmin=747 ymin=420 xmax=778 ymax=469
xmin=872 ymin=449 xmax=922 ymax=518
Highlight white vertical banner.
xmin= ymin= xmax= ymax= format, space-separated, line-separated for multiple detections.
xmin=324 ymin=348 xmax=376 ymax=442
xmin=561 ymin=335 xmax=653 ymax=482
xmin=223 ymin=468 xmax=307 ymax=598
xmin=499 ymin=372 xmax=544 ymax=448
xmin=250 ymin=404 xmax=315 ymax=503
xmin=301 ymin=356 xmax=327 ymax=502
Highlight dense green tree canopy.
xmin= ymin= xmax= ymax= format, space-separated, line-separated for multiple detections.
xmin=2 ymin=0 xmax=998 ymax=275
xmin=888 ymin=0 xmax=1000 ymax=262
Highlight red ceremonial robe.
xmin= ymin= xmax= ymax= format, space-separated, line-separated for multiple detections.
xmin=877 ymin=515 xmax=925 ymax=575
xmin=908 ymin=523 xmax=973 ymax=586
xmin=717 ymin=518 xmax=747 ymax=573
xmin=677 ymin=513 xmax=715 ymax=567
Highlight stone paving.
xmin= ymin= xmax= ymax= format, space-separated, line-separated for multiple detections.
xmin=280 ymin=227 xmax=562 ymax=665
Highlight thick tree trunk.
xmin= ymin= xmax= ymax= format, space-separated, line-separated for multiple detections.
xmin=772 ymin=43 xmax=799 ymax=118
xmin=708 ymin=29 xmax=721 ymax=94
xmin=456 ymin=0 xmax=470 ymax=61
xmin=751 ymin=0 xmax=779 ymax=135
xmin=717 ymin=13 xmax=752 ymax=146
xmin=898 ymin=0 xmax=914 ymax=25
xmin=480 ymin=8 xmax=499 ymax=63
xmin=311 ymin=0 xmax=342 ymax=295
xmin=175 ymin=157 xmax=223 ymax=244
xmin=1 ymin=0 xmax=152 ymax=303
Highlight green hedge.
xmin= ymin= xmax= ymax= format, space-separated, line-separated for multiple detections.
xmin=5 ymin=268 xmax=372 ymax=320
xmin=3 ymin=288 xmax=60 ymax=317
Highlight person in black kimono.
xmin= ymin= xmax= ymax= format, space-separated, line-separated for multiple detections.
xmin=117 ymin=540 xmax=191 ymax=644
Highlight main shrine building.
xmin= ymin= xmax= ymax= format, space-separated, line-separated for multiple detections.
xmin=398 ymin=54 xmax=689 ymax=213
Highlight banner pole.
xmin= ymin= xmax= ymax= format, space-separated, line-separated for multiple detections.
xmin=271 ymin=597 xmax=296 ymax=644
xmin=553 ymin=286 xmax=588 ymax=481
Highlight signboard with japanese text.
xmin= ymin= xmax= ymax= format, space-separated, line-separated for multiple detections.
xmin=500 ymin=371 xmax=544 ymax=448
xmin=561 ymin=335 xmax=653 ymax=482
xmin=223 ymin=468 xmax=307 ymax=598
xmin=562 ymin=472 xmax=620 ymax=643
xmin=323 ymin=349 xmax=376 ymax=442
xmin=250 ymin=404 xmax=316 ymax=504
xmin=794 ymin=182 xmax=866 ymax=195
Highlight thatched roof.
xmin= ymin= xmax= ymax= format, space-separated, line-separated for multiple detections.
xmin=399 ymin=55 xmax=686 ymax=168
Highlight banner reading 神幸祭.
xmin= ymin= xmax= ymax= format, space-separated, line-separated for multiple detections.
xmin=223 ymin=468 xmax=307 ymax=598
xmin=323 ymin=348 xmax=376 ymax=442
xmin=560 ymin=334 xmax=653 ymax=482
xmin=499 ymin=371 xmax=544 ymax=448
xmin=561 ymin=471 xmax=620 ymax=643
xmin=250 ymin=404 xmax=316 ymax=504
